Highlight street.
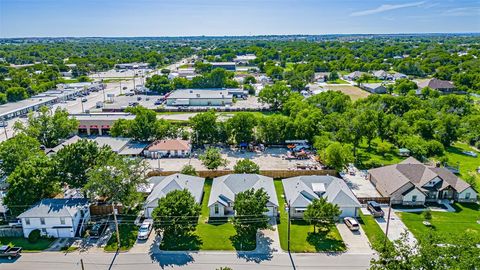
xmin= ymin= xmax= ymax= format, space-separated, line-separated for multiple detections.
xmin=0 ymin=251 xmax=374 ymax=270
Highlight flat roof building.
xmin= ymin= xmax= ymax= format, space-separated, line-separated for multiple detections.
xmin=166 ymin=89 xmax=233 ymax=107
xmin=210 ymin=62 xmax=236 ymax=71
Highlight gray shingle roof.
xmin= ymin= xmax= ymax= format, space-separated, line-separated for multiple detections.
xmin=145 ymin=173 xmax=205 ymax=208
xmin=208 ymin=174 xmax=278 ymax=207
xmin=282 ymin=176 xmax=361 ymax=209
xmin=17 ymin=198 xmax=89 ymax=218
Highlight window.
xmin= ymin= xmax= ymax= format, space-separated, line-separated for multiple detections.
xmin=412 ymin=195 xmax=417 ymax=202
xmin=60 ymin=217 xmax=65 ymax=225
xmin=41 ymin=228 xmax=47 ymax=234
xmin=40 ymin=218 xmax=45 ymax=225
xmin=465 ymin=193 xmax=471 ymax=199
xmin=25 ymin=218 xmax=30 ymax=225
xmin=214 ymin=204 xmax=219 ymax=214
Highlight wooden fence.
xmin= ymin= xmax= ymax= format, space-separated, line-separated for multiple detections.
xmin=0 ymin=228 xmax=23 ymax=237
xmin=357 ymin=197 xmax=390 ymax=204
xmin=89 ymin=204 xmax=123 ymax=215
xmin=147 ymin=169 xmax=338 ymax=179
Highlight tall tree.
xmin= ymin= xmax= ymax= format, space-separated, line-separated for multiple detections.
xmin=233 ymin=159 xmax=260 ymax=174
xmin=303 ymin=197 xmax=341 ymax=233
xmin=226 ymin=113 xmax=257 ymax=144
xmin=14 ymin=106 xmax=78 ymax=148
xmin=199 ymin=147 xmax=228 ymax=170
xmin=233 ymin=188 xmax=270 ymax=237
xmin=0 ymin=134 xmax=43 ymax=176
xmin=190 ymin=111 xmax=219 ymax=145
xmin=322 ymin=142 xmax=353 ymax=171
xmin=5 ymin=155 xmax=60 ymax=215
xmin=180 ymin=164 xmax=198 ymax=176
xmin=258 ymin=82 xmax=292 ymax=110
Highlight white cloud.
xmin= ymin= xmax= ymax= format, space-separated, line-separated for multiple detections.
xmin=351 ymin=1 xmax=426 ymax=17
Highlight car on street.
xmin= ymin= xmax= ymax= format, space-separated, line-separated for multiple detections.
xmin=343 ymin=217 xmax=359 ymax=231
xmin=89 ymin=221 xmax=108 ymax=238
xmin=137 ymin=96 xmax=142 ymax=101
xmin=81 ymin=98 xmax=88 ymax=102
xmin=137 ymin=219 xmax=153 ymax=240
xmin=0 ymin=245 xmax=22 ymax=260
xmin=154 ymin=99 xmax=163 ymax=105
xmin=462 ymin=150 xmax=478 ymax=157
xmin=0 ymin=121 xmax=8 ymax=127
xmin=367 ymin=201 xmax=385 ymax=218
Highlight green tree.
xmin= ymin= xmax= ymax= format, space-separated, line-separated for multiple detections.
xmin=180 ymin=164 xmax=198 ymax=176
xmin=125 ymin=106 xmax=162 ymax=141
xmin=258 ymin=82 xmax=292 ymax=110
xmin=323 ymin=142 xmax=353 ymax=171
xmin=226 ymin=113 xmax=257 ymax=144
xmin=190 ymin=111 xmax=219 ymax=145
xmin=145 ymin=75 xmax=173 ymax=94
xmin=152 ymin=189 xmax=201 ymax=235
xmin=327 ymin=71 xmax=339 ymax=82
xmin=233 ymin=188 xmax=270 ymax=237
xmin=85 ymin=156 xmax=149 ymax=207
xmin=110 ymin=118 xmax=131 ymax=137
xmin=233 ymin=159 xmax=260 ymax=174
xmin=6 ymin=86 xmax=28 ymax=102
xmin=303 ymin=197 xmax=341 ymax=233
xmin=5 ymin=155 xmax=60 ymax=215
xmin=53 ymin=139 xmax=115 ymax=188
xmin=199 ymin=147 xmax=228 ymax=170
xmin=0 ymin=134 xmax=43 ymax=176
xmin=14 ymin=106 xmax=78 ymax=148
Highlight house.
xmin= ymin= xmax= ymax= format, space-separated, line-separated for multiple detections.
xmin=166 ymin=89 xmax=233 ymax=106
xmin=392 ymin=72 xmax=407 ymax=81
xmin=234 ymin=54 xmax=257 ymax=65
xmin=344 ymin=71 xmax=365 ymax=81
xmin=314 ymin=72 xmax=330 ymax=82
xmin=144 ymin=174 xmax=205 ymax=218
xmin=17 ymin=198 xmax=90 ymax=238
xmin=417 ymin=78 xmax=455 ymax=93
xmin=368 ymin=157 xmax=477 ymax=206
xmin=372 ymin=70 xmax=388 ymax=80
xmin=93 ymin=136 xmax=148 ymax=156
xmin=282 ymin=176 xmax=361 ymax=218
xmin=208 ymin=174 xmax=279 ymax=217
xmin=45 ymin=135 xmax=82 ymax=155
xmin=210 ymin=62 xmax=236 ymax=71
xmin=143 ymin=139 xmax=191 ymax=158
xmin=360 ymin=83 xmax=387 ymax=94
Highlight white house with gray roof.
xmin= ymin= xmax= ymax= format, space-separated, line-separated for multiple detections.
xmin=208 ymin=174 xmax=278 ymax=217
xmin=368 ymin=157 xmax=477 ymax=205
xmin=144 ymin=174 xmax=205 ymax=218
xmin=17 ymin=198 xmax=90 ymax=238
xmin=282 ymin=176 xmax=361 ymax=218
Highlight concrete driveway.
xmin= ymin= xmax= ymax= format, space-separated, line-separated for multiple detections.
xmin=129 ymin=231 xmax=160 ymax=254
xmin=336 ymin=222 xmax=373 ymax=253
xmin=375 ymin=208 xmax=416 ymax=247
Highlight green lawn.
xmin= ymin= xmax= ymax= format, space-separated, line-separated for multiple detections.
xmin=274 ymin=180 xmax=346 ymax=252
xmin=326 ymin=79 xmax=349 ymax=84
xmin=104 ymin=224 xmax=138 ymax=251
xmin=398 ymin=203 xmax=480 ymax=243
xmin=161 ymin=178 xmax=254 ymax=251
xmin=443 ymin=142 xmax=480 ymax=187
xmin=0 ymin=237 xmax=54 ymax=252
xmin=358 ymin=212 xmax=389 ymax=251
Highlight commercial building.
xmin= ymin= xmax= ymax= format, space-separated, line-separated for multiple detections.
xmin=73 ymin=113 xmax=135 ymax=135
xmin=166 ymin=89 xmax=233 ymax=106
xmin=210 ymin=62 xmax=236 ymax=71
xmin=115 ymin=63 xmax=149 ymax=69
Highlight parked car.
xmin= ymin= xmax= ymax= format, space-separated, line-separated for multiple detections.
xmin=343 ymin=217 xmax=359 ymax=231
xmin=0 ymin=121 xmax=8 ymax=127
xmin=367 ymin=201 xmax=385 ymax=218
xmin=128 ymin=102 xmax=139 ymax=107
xmin=89 ymin=221 xmax=108 ymax=238
xmin=8 ymin=219 xmax=22 ymax=228
xmin=137 ymin=96 xmax=142 ymax=101
xmin=0 ymin=245 xmax=22 ymax=260
xmin=154 ymin=99 xmax=163 ymax=105
xmin=81 ymin=98 xmax=88 ymax=103
xmin=137 ymin=219 xmax=153 ymax=240
xmin=96 ymin=101 xmax=104 ymax=108
xmin=462 ymin=151 xmax=478 ymax=157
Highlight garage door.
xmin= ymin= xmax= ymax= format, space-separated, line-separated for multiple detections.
xmin=57 ymin=228 xmax=72 ymax=238
xmin=340 ymin=207 xmax=357 ymax=217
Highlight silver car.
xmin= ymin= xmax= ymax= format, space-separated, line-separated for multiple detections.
xmin=137 ymin=219 xmax=153 ymax=240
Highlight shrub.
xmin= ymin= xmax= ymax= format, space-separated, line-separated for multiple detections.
xmin=423 ymin=210 xmax=432 ymax=221
xmin=28 ymin=229 xmax=41 ymax=243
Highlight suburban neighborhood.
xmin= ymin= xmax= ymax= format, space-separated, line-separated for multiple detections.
xmin=0 ymin=1 xmax=480 ymax=269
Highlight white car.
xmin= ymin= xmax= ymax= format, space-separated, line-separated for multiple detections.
xmin=137 ymin=219 xmax=153 ymax=240
xmin=343 ymin=217 xmax=359 ymax=231
xmin=462 ymin=151 xmax=478 ymax=157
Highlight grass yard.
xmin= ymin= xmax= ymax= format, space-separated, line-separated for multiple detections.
xmin=398 ymin=203 xmax=480 ymax=243
xmin=443 ymin=142 xmax=480 ymax=187
xmin=356 ymin=138 xmax=403 ymax=169
xmin=104 ymin=224 xmax=138 ymax=251
xmin=323 ymin=85 xmax=370 ymax=101
xmin=274 ymin=180 xmax=346 ymax=252
xmin=0 ymin=237 xmax=54 ymax=252
xmin=358 ymin=212 xmax=389 ymax=251
xmin=326 ymin=79 xmax=349 ymax=84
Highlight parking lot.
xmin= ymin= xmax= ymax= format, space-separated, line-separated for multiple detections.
xmin=147 ymin=147 xmax=322 ymax=171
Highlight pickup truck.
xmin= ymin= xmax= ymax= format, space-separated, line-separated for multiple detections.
xmin=8 ymin=220 xmax=22 ymax=228
xmin=0 ymin=245 xmax=22 ymax=260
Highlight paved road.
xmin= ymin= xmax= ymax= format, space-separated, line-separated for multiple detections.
xmin=0 ymin=251 xmax=374 ymax=270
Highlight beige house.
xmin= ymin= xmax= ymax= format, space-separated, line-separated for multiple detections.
xmin=143 ymin=139 xmax=191 ymax=158
xmin=368 ymin=157 xmax=477 ymax=205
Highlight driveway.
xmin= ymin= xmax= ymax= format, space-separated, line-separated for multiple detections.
xmin=375 ymin=208 xmax=416 ymax=247
xmin=129 ymin=231 xmax=161 ymax=254
xmin=336 ymin=223 xmax=373 ymax=254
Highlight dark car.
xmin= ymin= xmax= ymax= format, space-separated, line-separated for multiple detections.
xmin=89 ymin=221 xmax=108 ymax=238
xmin=367 ymin=201 xmax=385 ymax=218
xmin=0 ymin=245 xmax=22 ymax=260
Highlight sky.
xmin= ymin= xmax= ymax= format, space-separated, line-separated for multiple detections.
xmin=0 ymin=0 xmax=479 ymax=37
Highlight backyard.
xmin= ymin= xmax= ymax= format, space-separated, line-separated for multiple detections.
xmin=398 ymin=203 xmax=480 ymax=243
xmin=443 ymin=142 xmax=480 ymax=187
xmin=274 ymin=180 xmax=346 ymax=252
xmin=0 ymin=237 xmax=54 ymax=252
xmin=356 ymin=138 xmax=403 ymax=169
xmin=323 ymin=85 xmax=370 ymax=101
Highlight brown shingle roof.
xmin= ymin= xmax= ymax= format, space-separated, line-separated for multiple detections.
xmin=147 ymin=140 xmax=191 ymax=151
xmin=418 ymin=78 xmax=454 ymax=90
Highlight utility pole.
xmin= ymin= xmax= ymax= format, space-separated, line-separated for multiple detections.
xmin=2 ymin=118 xmax=8 ymax=140
xmin=80 ymin=258 xmax=85 ymax=270
xmin=383 ymin=198 xmax=392 ymax=251
xmin=287 ymin=200 xmax=291 ymax=252
xmin=112 ymin=203 xmax=120 ymax=250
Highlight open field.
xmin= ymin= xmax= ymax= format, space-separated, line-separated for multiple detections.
xmin=323 ymin=85 xmax=370 ymax=101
